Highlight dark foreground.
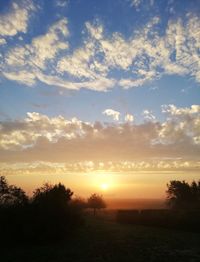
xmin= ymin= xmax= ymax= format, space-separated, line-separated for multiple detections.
xmin=1 ymin=213 xmax=200 ymax=262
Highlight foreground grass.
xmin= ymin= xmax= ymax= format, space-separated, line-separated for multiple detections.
xmin=1 ymin=213 xmax=200 ymax=262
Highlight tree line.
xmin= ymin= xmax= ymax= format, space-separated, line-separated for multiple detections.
xmin=0 ymin=176 xmax=106 ymax=244
xmin=1 ymin=176 xmax=200 ymax=243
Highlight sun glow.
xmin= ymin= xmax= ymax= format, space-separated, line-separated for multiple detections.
xmin=89 ymin=172 xmax=116 ymax=192
xmin=100 ymin=183 xmax=109 ymax=191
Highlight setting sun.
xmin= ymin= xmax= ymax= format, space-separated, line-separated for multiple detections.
xmin=100 ymin=183 xmax=109 ymax=191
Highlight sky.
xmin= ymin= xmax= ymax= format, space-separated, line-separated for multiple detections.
xmin=0 ymin=0 xmax=200 ymax=199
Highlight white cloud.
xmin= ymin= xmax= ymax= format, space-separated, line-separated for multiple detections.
xmin=57 ymin=44 xmax=97 ymax=80
xmin=36 ymin=72 xmax=115 ymax=91
xmin=159 ymin=104 xmax=200 ymax=145
xmin=4 ymin=18 xmax=69 ymax=70
xmin=162 ymin=104 xmax=200 ymax=116
xmin=56 ymin=0 xmax=68 ymax=7
xmin=119 ymin=77 xmax=150 ymax=89
xmin=103 ymin=109 xmax=121 ymax=121
xmin=2 ymin=13 xmax=200 ymax=91
xmin=0 ymin=112 xmax=85 ymax=150
xmin=30 ymin=18 xmax=69 ymax=69
xmin=143 ymin=110 xmax=156 ymax=121
xmin=125 ymin=114 xmax=134 ymax=122
xmin=0 ymin=38 xmax=6 ymax=45
xmin=57 ymin=22 xmax=108 ymax=80
xmin=0 ymin=1 xmax=35 ymax=38
xmin=2 ymin=70 xmax=36 ymax=86
xmin=130 ymin=0 xmax=142 ymax=8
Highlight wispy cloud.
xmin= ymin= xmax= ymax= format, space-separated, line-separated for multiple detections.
xmin=55 ymin=0 xmax=68 ymax=8
xmin=1 ymin=3 xmax=200 ymax=92
xmin=1 ymin=159 xmax=199 ymax=176
xmin=130 ymin=0 xmax=142 ymax=8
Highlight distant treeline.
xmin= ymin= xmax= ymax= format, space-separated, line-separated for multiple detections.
xmin=117 ymin=180 xmax=200 ymax=232
xmin=0 ymin=176 xmax=105 ymax=244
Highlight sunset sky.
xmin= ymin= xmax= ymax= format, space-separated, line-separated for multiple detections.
xmin=0 ymin=0 xmax=200 ymax=199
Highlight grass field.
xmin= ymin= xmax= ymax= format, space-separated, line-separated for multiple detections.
xmin=1 ymin=213 xmax=200 ymax=262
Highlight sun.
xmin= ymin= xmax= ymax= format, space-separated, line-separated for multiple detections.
xmin=100 ymin=183 xmax=109 ymax=191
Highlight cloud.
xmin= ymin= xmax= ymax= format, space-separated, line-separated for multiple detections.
xmin=56 ymin=0 xmax=68 ymax=7
xmin=0 ymin=105 xmax=199 ymax=163
xmin=103 ymin=109 xmax=121 ymax=121
xmin=0 ymin=1 xmax=35 ymax=38
xmin=162 ymin=104 xmax=200 ymax=116
xmin=30 ymin=19 xmax=69 ymax=69
xmin=130 ymin=0 xmax=142 ymax=8
xmin=142 ymin=110 xmax=156 ymax=121
xmin=0 ymin=38 xmax=6 ymax=45
xmin=125 ymin=114 xmax=134 ymax=122
xmin=130 ymin=0 xmax=154 ymax=9
xmin=2 ymin=71 xmax=36 ymax=86
xmin=4 ymin=18 xmax=69 ymax=70
xmin=119 ymin=78 xmax=151 ymax=89
xmin=158 ymin=104 xmax=200 ymax=145
xmin=1 ymin=159 xmax=199 ymax=176
xmin=36 ymin=73 xmax=116 ymax=91
xmin=57 ymin=22 xmax=107 ymax=80
xmin=1 ymin=11 xmax=200 ymax=91
xmin=57 ymin=43 xmax=100 ymax=80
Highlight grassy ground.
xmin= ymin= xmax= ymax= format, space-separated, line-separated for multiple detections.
xmin=1 ymin=213 xmax=200 ymax=262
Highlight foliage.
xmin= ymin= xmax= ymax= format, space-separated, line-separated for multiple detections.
xmin=87 ymin=193 xmax=106 ymax=215
xmin=0 ymin=176 xmax=28 ymax=206
xmin=166 ymin=180 xmax=200 ymax=210
xmin=0 ymin=177 xmax=84 ymax=244
xmin=70 ymin=196 xmax=87 ymax=210
xmin=32 ymin=182 xmax=73 ymax=208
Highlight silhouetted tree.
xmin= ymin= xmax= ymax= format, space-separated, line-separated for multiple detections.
xmin=0 ymin=176 xmax=29 ymax=244
xmin=0 ymin=178 xmax=85 ymax=243
xmin=166 ymin=180 xmax=200 ymax=210
xmin=31 ymin=183 xmax=76 ymax=242
xmin=70 ymin=196 xmax=87 ymax=210
xmin=0 ymin=176 xmax=28 ymax=206
xmin=87 ymin=193 xmax=106 ymax=215
xmin=32 ymin=182 xmax=73 ymax=208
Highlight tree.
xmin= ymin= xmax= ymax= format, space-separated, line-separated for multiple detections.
xmin=166 ymin=180 xmax=200 ymax=210
xmin=31 ymin=182 xmax=75 ymax=241
xmin=32 ymin=182 xmax=73 ymax=208
xmin=87 ymin=193 xmax=106 ymax=215
xmin=70 ymin=196 xmax=87 ymax=210
xmin=0 ymin=176 xmax=28 ymax=206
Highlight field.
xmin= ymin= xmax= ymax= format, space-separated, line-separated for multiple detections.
xmin=1 ymin=211 xmax=200 ymax=262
